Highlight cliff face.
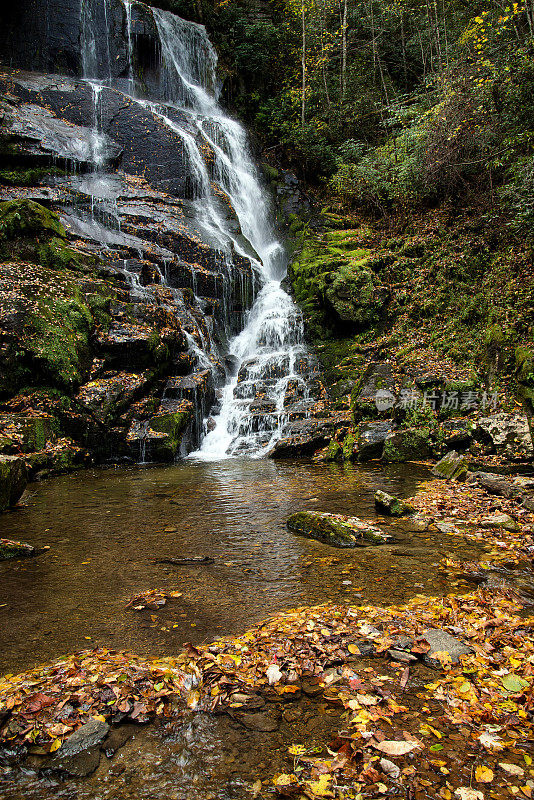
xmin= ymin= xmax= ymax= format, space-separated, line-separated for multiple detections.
xmin=0 ymin=0 xmax=260 ymax=474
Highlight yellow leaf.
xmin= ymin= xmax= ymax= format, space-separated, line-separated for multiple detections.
xmin=348 ymin=643 xmax=360 ymax=654
xmin=93 ymin=714 xmax=107 ymax=723
xmin=49 ymin=738 xmax=62 ymax=752
xmin=475 ymin=765 xmax=494 ymax=783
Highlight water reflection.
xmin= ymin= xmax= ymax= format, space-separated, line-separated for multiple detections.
xmin=0 ymin=459 xmax=482 ymax=675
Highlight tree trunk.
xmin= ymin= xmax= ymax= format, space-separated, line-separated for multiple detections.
xmin=341 ymin=0 xmax=347 ymax=99
xmin=301 ymin=1 xmax=307 ymax=126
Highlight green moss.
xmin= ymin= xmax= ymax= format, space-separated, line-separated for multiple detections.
xmin=0 ymin=200 xmax=66 ymax=241
xmin=26 ymin=294 xmax=93 ymax=388
xmin=0 ymin=167 xmax=64 ymax=186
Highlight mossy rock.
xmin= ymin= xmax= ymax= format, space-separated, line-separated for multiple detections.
xmin=374 ymin=490 xmax=414 ymax=516
xmin=287 ymin=511 xmax=393 ymax=547
xmin=0 ymin=455 xmax=28 ymax=511
xmin=382 ymin=428 xmax=432 ymax=462
xmin=147 ymin=407 xmax=193 ymax=460
xmin=0 ymin=200 xmax=66 ymax=241
xmin=432 ymin=451 xmax=469 ymax=481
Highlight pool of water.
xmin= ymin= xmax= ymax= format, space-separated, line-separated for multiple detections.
xmin=0 ymin=458 xmax=484 ymax=676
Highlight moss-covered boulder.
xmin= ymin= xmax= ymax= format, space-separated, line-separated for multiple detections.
xmin=0 ymin=200 xmax=66 ymax=241
xmin=382 ymin=428 xmax=432 ymax=462
xmin=374 ymin=490 xmax=414 ymax=516
xmin=432 ymin=451 xmax=469 ymax=481
xmin=0 ymin=538 xmax=36 ymax=560
xmin=287 ymin=511 xmax=393 ymax=547
xmin=126 ymin=402 xmax=194 ymax=462
xmin=0 ymin=455 xmax=28 ymax=511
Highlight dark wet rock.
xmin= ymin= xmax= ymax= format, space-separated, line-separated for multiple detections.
xmin=432 ymin=451 xmax=469 ymax=481
xmin=357 ymin=420 xmax=393 ymax=461
xmin=126 ymin=400 xmax=194 ymax=461
xmin=420 ymin=629 xmax=472 ymax=668
xmin=1 ymin=99 xmax=122 ymax=171
xmin=76 ymin=372 xmax=150 ymax=423
xmin=440 ymin=420 xmax=473 ymax=448
xmin=474 ymin=412 xmax=533 ymax=459
xmin=352 ymin=362 xmax=399 ymax=419
xmin=301 ymin=678 xmax=324 ymax=697
xmin=232 ymin=710 xmax=279 ymax=732
xmin=480 ymin=513 xmax=520 ymax=532
xmin=0 ymin=538 xmax=36 ymax=560
xmin=45 ymin=718 xmax=109 ymax=776
xmin=382 ymin=428 xmax=431 ymax=462
xmin=374 ymin=490 xmax=414 ymax=516
xmin=0 ymin=455 xmax=28 ymax=511
xmin=102 ymin=725 xmax=136 ymax=758
xmin=269 ymin=418 xmax=334 ymax=459
xmin=287 ymin=511 xmax=394 ymax=547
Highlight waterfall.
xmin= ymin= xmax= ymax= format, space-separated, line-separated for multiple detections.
xmin=77 ymin=0 xmax=314 ymax=458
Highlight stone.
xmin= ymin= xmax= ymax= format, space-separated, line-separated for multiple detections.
xmin=232 ymin=710 xmax=279 ymax=732
xmin=357 ymin=420 xmax=393 ymax=461
xmin=420 ymin=629 xmax=471 ymax=668
xmin=382 ymin=428 xmax=432 ymax=462
xmin=432 ymin=451 xmax=469 ymax=481
xmin=470 ymin=472 xmax=521 ymax=499
xmin=0 ymin=455 xmax=28 ymax=512
xmin=269 ymin=419 xmax=334 ymax=459
xmin=387 ymin=649 xmax=417 ymax=663
xmin=474 ymin=413 xmax=533 ymax=459
xmin=287 ymin=511 xmax=394 ymax=548
xmin=0 ymin=538 xmax=36 ymax=560
xmin=436 ymin=521 xmax=461 ymax=535
xmin=480 ymin=513 xmax=520 ymax=532
xmin=440 ymin=420 xmax=473 ymax=448
xmin=46 ymin=718 xmax=109 ymax=777
xmin=374 ymin=490 xmax=414 ymax=516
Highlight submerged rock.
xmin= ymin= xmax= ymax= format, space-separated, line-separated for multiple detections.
xmin=0 ymin=455 xmax=28 ymax=512
xmin=0 ymin=538 xmax=36 ymax=560
xmin=287 ymin=511 xmax=393 ymax=548
xmin=432 ymin=451 xmax=469 ymax=481
xmin=374 ymin=490 xmax=414 ymax=516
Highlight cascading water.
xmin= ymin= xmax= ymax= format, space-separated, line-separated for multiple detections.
xmin=77 ymin=0 xmax=315 ymax=458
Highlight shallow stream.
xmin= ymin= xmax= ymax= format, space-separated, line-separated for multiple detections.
xmin=0 ymin=458 xmax=486 ymax=799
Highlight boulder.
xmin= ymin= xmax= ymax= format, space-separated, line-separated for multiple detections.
xmin=420 ymin=629 xmax=472 ymax=668
xmin=474 ymin=413 xmax=533 ymax=459
xmin=0 ymin=538 xmax=36 ymax=560
xmin=374 ymin=490 xmax=414 ymax=516
xmin=287 ymin=511 xmax=394 ymax=548
xmin=0 ymin=455 xmax=28 ymax=511
xmin=469 ymin=472 xmax=522 ymax=499
xmin=432 ymin=451 xmax=469 ymax=481
xmin=440 ymin=420 xmax=473 ymax=448
xmin=480 ymin=513 xmax=520 ymax=532
xmin=357 ymin=420 xmax=393 ymax=462
xmin=382 ymin=428 xmax=432 ymax=462
xmin=46 ymin=718 xmax=109 ymax=777
xmin=269 ymin=419 xmax=334 ymax=459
